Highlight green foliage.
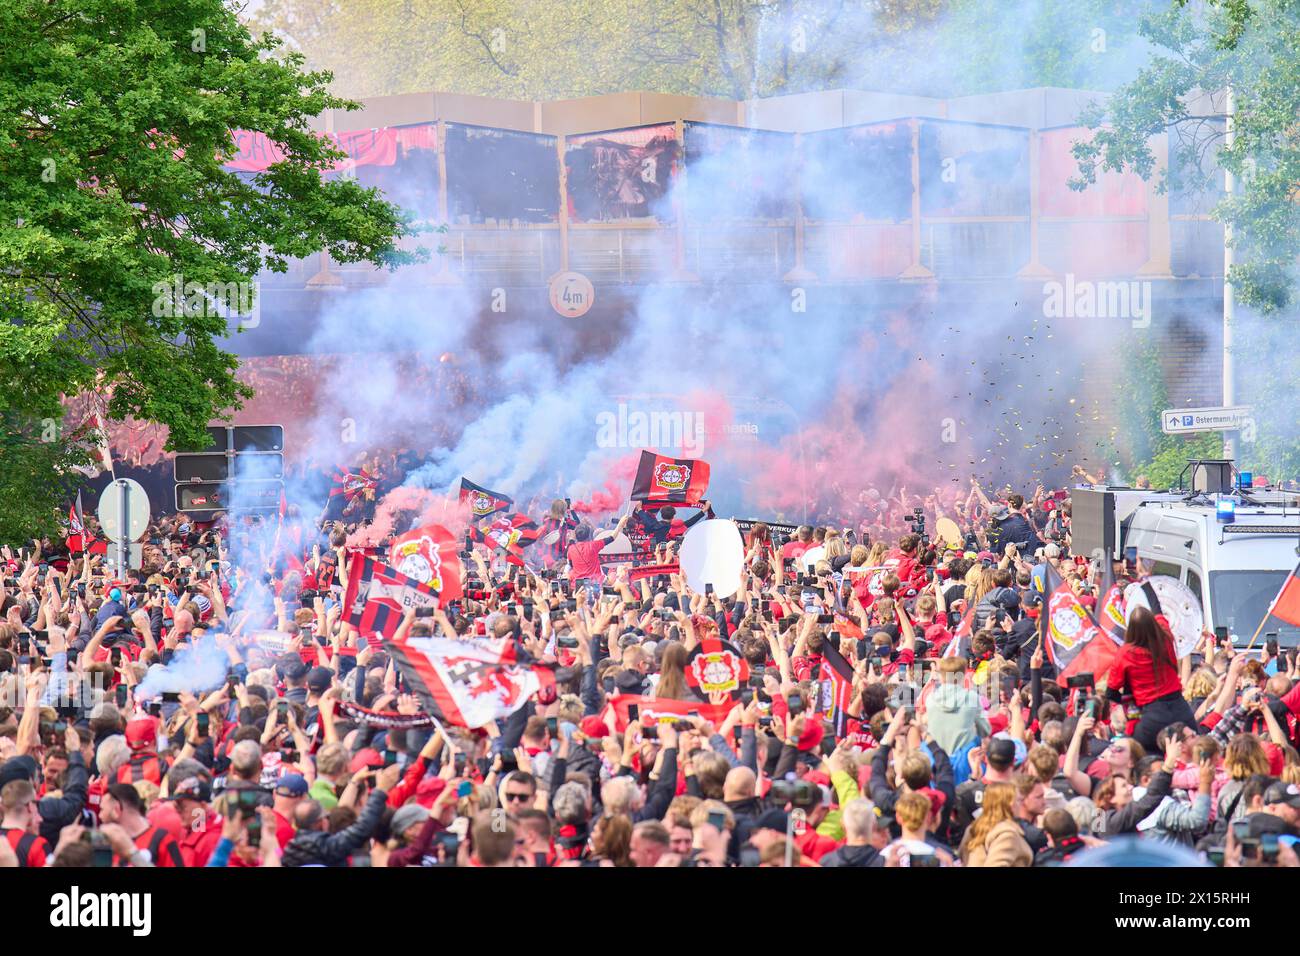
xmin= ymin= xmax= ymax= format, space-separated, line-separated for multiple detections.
xmin=1072 ymin=0 xmax=1300 ymax=312
xmin=251 ymin=0 xmax=1143 ymax=101
xmin=1110 ymin=337 xmax=1234 ymax=489
xmin=0 ymin=0 xmax=423 ymax=543
xmin=1140 ymin=433 xmax=1227 ymax=490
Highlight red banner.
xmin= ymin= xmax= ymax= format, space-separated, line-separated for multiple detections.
xmin=224 ymin=123 xmax=436 ymax=173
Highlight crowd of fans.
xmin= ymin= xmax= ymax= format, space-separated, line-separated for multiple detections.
xmin=1 ymin=475 xmax=1298 ymax=869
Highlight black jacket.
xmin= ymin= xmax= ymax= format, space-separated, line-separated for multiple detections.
xmin=1034 ymin=835 xmax=1087 ymax=866
xmin=281 ymin=787 xmax=387 ymax=867
xmin=819 ymin=843 xmax=884 ymax=868
xmin=38 ymin=751 xmax=89 ymax=847
xmin=987 ymin=513 xmax=1040 ymax=553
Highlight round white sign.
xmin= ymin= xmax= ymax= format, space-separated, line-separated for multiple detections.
xmin=548 ymin=271 xmax=594 ymax=318
xmin=97 ymin=478 xmax=150 ymax=541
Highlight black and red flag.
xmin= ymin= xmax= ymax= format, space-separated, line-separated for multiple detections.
xmin=343 ymin=552 xmax=441 ymax=649
xmin=684 ymin=635 xmax=749 ymax=701
xmin=328 ymin=464 xmax=379 ymax=518
xmin=386 ymin=635 xmax=554 ymax=729
xmin=1095 ymin=559 xmax=1127 ymax=645
xmin=66 ymin=491 xmax=86 ymax=554
xmin=1039 ymin=562 xmax=1119 ymax=679
xmin=818 ymin=637 xmax=855 ymax=740
xmin=1267 ymin=560 xmax=1300 ymax=627
xmin=469 ymin=513 xmax=541 ymax=566
xmin=459 ymin=478 xmax=513 ymax=520
xmin=630 ymin=450 xmax=710 ymax=508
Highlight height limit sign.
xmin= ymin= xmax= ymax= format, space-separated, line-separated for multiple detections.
xmin=549 ymin=271 xmax=594 ymax=318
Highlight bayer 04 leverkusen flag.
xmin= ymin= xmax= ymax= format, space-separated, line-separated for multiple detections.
xmin=1040 ymin=563 xmax=1116 ymax=678
xmin=630 ymin=450 xmax=710 ymax=508
xmin=1095 ymin=560 xmax=1127 ymax=645
xmin=343 ymin=553 xmax=440 ymax=649
xmin=471 ymin=513 xmax=542 ymax=566
xmin=386 ymin=635 xmax=553 ymax=729
xmin=459 ymin=478 xmax=513 ymax=520
xmin=818 ymin=637 xmax=855 ymax=739
xmin=389 ymin=524 xmax=463 ymax=602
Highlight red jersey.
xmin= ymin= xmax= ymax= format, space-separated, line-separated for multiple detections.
xmin=1106 ymin=637 xmax=1182 ymax=707
xmin=177 ymin=810 xmax=224 ymax=868
xmin=3 ymin=827 xmax=49 ymax=867
xmin=566 ymin=540 xmax=605 ymax=584
xmin=115 ymin=824 xmax=185 ymax=867
xmin=781 ymin=539 xmax=813 ymax=561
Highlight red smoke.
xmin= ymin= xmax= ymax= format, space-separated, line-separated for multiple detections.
xmin=347 ymin=488 xmax=472 ymax=547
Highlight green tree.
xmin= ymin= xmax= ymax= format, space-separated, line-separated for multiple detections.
xmin=1 ymin=0 xmax=424 ymax=543
xmin=254 ymin=0 xmax=1139 ymax=102
xmin=1071 ymin=0 xmax=1299 ymax=313
xmin=1070 ymin=0 xmax=1300 ymax=479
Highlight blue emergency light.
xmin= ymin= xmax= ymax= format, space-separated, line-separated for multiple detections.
xmin=1216 ymin=498 xmax=1236 ymax=524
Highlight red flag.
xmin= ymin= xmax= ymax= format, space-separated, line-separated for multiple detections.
xmin=1040 ymin=563 xmax=1108 ymax=673
xmin=1058 ymin=626 xmax=1123 ymax=682
xmin=389 ymin=524 xmax=463 ymax=602
xmin=343 ymin=552 xmax=440 ymax=649
xmin=942 ymin=603 xmax=976 ymax=658
xmin=470 ymin=513 xmax=541 ymax=566
xmin=1267 ymin=562 xmax=1300 ymax=627
xmin=630 ymin=450 xmax=710 ymax=507
xmin=459 ymin=478 xmax=513 ymax=520
xmin=819 ymin=638 xmax=855 ymax=739
xmin=66 ymin=491 xmax=87 ymax=554
xmin=600 ymin=697 xmax=728 ymax=733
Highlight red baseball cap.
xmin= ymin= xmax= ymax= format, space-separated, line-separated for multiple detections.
xmin=349 ymin=748 xmax=383 ymax=774
xmin=125 ymin=717 xmax=158 ymax=749
xmin=579 ymin=715 xmax=608 ymax=739
xmin=796 ymin=720 xmax=824 ymax=753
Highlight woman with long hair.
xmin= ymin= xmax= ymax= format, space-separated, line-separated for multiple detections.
xmin=1106 ymin=605 xmax=1196 ymax=751
xmin=959 ymin=782 xmax=1032 ymax=867
xmin=590 ymin=813 xmax=633 ymax=867
xmin=745 ymin=522 xmax=774 ymax=566
xmin=656 ymin=641 xmax=692 ymax=700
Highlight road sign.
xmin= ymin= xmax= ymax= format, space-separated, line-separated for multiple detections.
xmin=97 ymin=478 xmax=149 ymax=541
xmin=176 ymin=479 xmax=284 ymax=514
xmin=176 ymin=482 xmax=227 ymax=513
xmin=178 ymin=424 xmax=284 ymax=453
xmin=174 ymin=424 xmax=284 ymax=514
xmin=104 ymin=543 xmax=144 ymax=572
xmin=548 ymin=271 xmax=594 ymax=318
xmin=1161 ymin=405 xmax=1253 ymax=435
xmin=98 ymin=477 xmax=149 ymax=572
xmin=175 ymin=454 xmax=230 ymax=482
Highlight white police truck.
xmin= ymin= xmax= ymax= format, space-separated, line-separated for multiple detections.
xmin=1072 ymin=468 xmax=1300 ymax=646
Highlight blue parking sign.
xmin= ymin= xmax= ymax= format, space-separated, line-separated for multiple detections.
xmin=1182 ymin=415 xmax=1194 ymax=426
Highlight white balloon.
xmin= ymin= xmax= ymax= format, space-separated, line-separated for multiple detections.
xmin=678 ymin=520 xmax=745 ymax=599
xmin=1124 ymin=576 xmax=1203 ymax=658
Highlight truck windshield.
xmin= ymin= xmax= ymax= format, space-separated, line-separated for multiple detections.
xmin=1208 ymin=571 xmax=1300 ymax=647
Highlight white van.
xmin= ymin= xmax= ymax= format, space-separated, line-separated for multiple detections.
xmin=1074 ymin=487 xmax=1300 ymax=646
